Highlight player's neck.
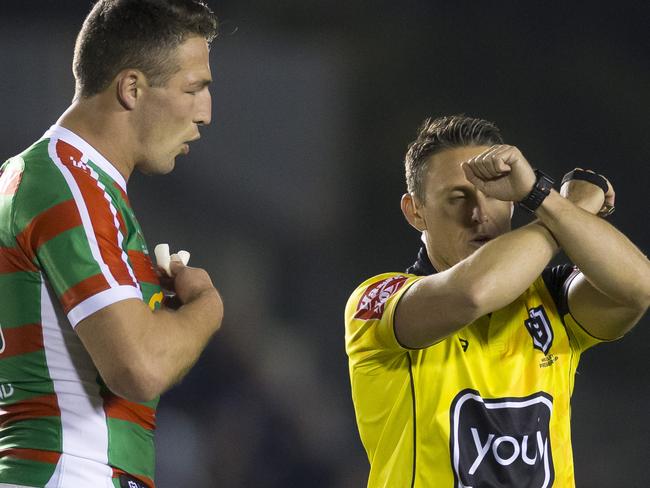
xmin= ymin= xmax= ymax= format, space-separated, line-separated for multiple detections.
xmin=56 ymin=99 xmax=135 ymax=182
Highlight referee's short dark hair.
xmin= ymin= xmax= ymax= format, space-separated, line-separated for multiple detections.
xmin=73 ymin=0 xmax=218 ymax=99
xmin=404 ymin=115 xmax=504 ymax=202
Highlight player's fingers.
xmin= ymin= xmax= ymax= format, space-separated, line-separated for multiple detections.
xmin=598 ymin=174 xmax=614 ymax=200
xmin=496 ymin=146 xmax=524 ymax=168
xmin=487 ymin=144 xmax=513 ymax=158
xmin=466 ymin=160 xmax=491 ymax=180
xmin=604 ymin=183 xmax=615 ymax=207
xmin=463 ymin=166 xmax=490 ymax=194
xmin=487 ymin=154 xmax=511 ymax=176
xmin=169 ymin=258 xmax=186 ymax=276
xmin=475 ymin=145 xmax=503 ymax=165
xmin=461 ymin=162 xmax=484 ymax=188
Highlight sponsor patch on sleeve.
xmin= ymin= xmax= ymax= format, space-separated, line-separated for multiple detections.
xmin=354 ymin=275 xmax=409 ymax=320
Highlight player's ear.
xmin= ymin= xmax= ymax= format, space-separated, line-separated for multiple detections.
xmin=115 ymin=69 xmax=144 ymax=110
xmin=401 ymin=193 xmax=427 ymax=232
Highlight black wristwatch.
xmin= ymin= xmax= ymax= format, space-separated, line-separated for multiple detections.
xmin=518 ymin=169 xmax=554 ymax=213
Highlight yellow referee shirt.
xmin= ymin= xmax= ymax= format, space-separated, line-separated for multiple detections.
xmin=345 ymin=267 xmax=605 ymax=487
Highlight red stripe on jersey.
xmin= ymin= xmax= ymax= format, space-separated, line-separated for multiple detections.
xmin=59 ymin=273 xmax=110 ymax=314
xmin=0 ymin=447 xmax=61 ymax=464
xmin=0 ymin=246 xmax=38 ymax=274
xmin=0 ymin=394 xmax=61 ymax=427
xmin=0 ymin=166 xmax=22 ymax=196
xmin=1 ymin=323 xmax=44 ymax=358
xmin=56 ymin=140 xmax=136 ymax=288
xmin=115 ymin=207 xmax=128 ymax=236
xmin=102 ymin=392 xmax=156 ymax=431
xmin=112 ymin=467 xmax=155 ymax=488
xmin=15 ymin=199 xmax=82 ymax=265
xmin=128 ymin=250 xmax=159 ymax=285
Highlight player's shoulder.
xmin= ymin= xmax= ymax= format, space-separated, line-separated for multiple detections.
xmin=1 ymin=138 xmax=67 ymax=233
xmin=345 ymin=271 xmax=419 ymax=323
xmin=8 ymin=139 xmax=76 ymax=228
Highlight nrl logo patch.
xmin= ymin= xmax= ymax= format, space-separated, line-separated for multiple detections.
xmin=524 ymin=305 xmax=553 ymax=355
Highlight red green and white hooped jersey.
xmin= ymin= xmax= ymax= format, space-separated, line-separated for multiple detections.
xmin=0 ymin=126 xmax=164 ymax=487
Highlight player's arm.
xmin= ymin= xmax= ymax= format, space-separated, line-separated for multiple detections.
xmin=76 ymin=259 xmax=223 ymax=402
xmin=535 ymin=182 xmax=650 ymax=339
xmin=395 ymin=146 xmax=558 ymax=348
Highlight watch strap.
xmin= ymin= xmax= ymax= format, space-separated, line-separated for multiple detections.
xmin=561 ymin=169 xmax=608 ymax=194
xmin=518 ymin=169 xmax=554 ymax=213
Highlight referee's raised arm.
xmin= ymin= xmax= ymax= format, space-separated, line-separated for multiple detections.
xmin=396 ymin=144 xmax=559 ymax=348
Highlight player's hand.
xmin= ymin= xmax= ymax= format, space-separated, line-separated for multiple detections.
xmin=560 ymin=168 xmax=615 ymax=216
xmin=167 ymin=259 xmax=218 ymax=306
xmin=461 ymin=145 xmax=536 ymax=202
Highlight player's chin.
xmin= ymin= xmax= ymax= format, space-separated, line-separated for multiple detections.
xmin=163 ymin=158 xmax=177 ymax=174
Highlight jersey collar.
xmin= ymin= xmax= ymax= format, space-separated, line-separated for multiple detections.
xmin=43 ymin=125 xmax=128 ymax=193
xmin=406 ymin=245 xmax=438 ymax=276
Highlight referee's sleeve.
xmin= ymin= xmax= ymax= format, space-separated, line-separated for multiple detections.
xmin=345 ymin=273 xmax=423 ymax=368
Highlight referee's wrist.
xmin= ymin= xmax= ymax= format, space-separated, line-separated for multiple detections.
xmin=518 ymin=169 xmax=555 ymax=213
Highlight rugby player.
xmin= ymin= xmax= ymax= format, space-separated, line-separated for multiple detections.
xmin=345 ymin=115 xmax=650 ymax=486
xmin=0 ymin=1 xmax=222 ymax=486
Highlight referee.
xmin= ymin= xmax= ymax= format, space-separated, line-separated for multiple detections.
xmin=344 ymin=115 xmax=650 ymax=487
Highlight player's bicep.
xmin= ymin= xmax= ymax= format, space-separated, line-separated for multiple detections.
xmin=567 ymin=272 xmax=643 ymax=341
xmin=76 ymin=298 xmax=157 ymax=401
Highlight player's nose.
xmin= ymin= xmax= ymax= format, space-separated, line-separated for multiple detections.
xmin=195 ymin=89 xmax=212 ymax=126
xmin=471 ymin=195 xmax=489 ymax=224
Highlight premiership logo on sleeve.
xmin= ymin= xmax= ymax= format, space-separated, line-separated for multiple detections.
xmin=354 ymin=275 xmax=408 ymax=320
xmin=450 ymin=389 xmax=555 ymax=488
xmin=524 ymin=305 xmax=554 ymax=355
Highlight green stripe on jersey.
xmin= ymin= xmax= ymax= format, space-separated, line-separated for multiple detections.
xmin=11 ymin=141 xmax=73 ymax=234
xmin=107 ymin=417 xmax=155 ymax=480
xmin=36 ymin=227 xmax=102 ymax=299
xmin=0 ymin=198 xmax=17 ymax=244
xmin=0 ymin=272 xmax=42 ymax=327
xmin=0 ymin=417 xmax=61 ymax=452
xmin=0 ymin=382 xmax=56 ymax=407
xmin=0 ymin=351 xmax=53 ymax=387
xmin=0 ymin=456 xmax=57 ymax=487
xmin=0 ymin=157 xmax=25 ymax=243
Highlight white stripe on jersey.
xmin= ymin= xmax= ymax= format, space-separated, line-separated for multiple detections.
xmin=68 ymin=285 xmax=141 ymax=327
xmin=41 ymin=277 xmax=115 ymax=487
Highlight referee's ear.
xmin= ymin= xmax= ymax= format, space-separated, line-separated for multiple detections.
xmin=401 ymin=193 xmax=427 ymax=232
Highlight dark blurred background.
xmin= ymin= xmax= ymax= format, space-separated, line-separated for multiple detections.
xmin=1 ymin=1 xmax=649 ymax=486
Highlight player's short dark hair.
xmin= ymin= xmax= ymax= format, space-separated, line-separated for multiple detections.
xmin=404 ymin=115 xmax=504 ymax=202
xmin=73 ymin=0 xmax=218 ymax=98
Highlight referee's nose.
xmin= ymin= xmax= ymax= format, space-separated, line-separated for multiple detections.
xmin=470 ymin=193 xmax=489 ymax=224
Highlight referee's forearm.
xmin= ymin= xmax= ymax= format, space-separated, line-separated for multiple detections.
xmin=536 ymin=191 xmax=650 ymax=308
xmin=456 ymin=221 xmax=559 ymax=315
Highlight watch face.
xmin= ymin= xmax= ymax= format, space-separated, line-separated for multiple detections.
xmin=540 ymin=176 xmax=554 ymax=192
xmin=536 ymin=171 xmax=555 ymax=193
